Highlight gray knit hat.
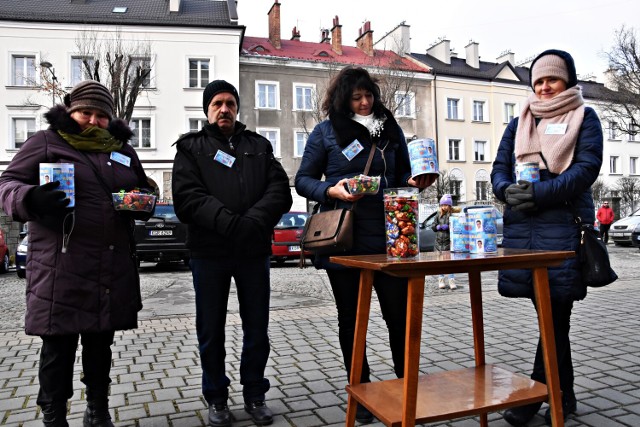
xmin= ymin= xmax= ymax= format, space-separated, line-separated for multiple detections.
xmin=202 ymin=80 xmax=239 ymax=115
xmin=64 ymin=80 xmax=114 ymax=119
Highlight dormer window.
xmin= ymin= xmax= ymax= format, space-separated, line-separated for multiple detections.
xmin=112 ymin=7 xmax=127 ymax=13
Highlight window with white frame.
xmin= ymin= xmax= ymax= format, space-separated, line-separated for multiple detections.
xmin=294 ymin=131 xmax=308 ymax=157
xmin=130 ymin=118 xmax=152 ymax=148
xmin=628 ymin=124 xmax=638 ymax=142
xmin=257 ymin=128 xmax=280 ymax=157
xmin=12 ymin=117 xmax=37 ymax=149
xmin=12 ymin=55 xmax=36 ymax=86
xmin=472 ymin=100 xmax=487 ymax=122
xmin=608 ymin=121 xmax=618 ymax=140
xmin=631 ymin=157 xmax=638 ymax=175
xmin=449 ymin=168 xmax=464 ymax=199
xmin=294 ymin=84 xmax=314 ymax=111
xmin=448 ymin=139 xmax=462 ymax=161
xmin=71 ymin=56 xmax=95 ymax=86
xmin=189 ymin=118 xmax=206 ymax=133
xmin=446 ymin=98 xmax=461 ymax=120
xmin=256 ymin=81 xmax=279 ymax=109
xmin=395 ymin=91 xmax=415 ymax=117
xmin=474 ymin=140 xmax=487 ymax=161
xmin=188 ymin=59 xmax=210 ymax=88
xmin=610 ymin=156 xmax=619 ymax=173
xmin=475 ymin=169 xmax=490 ymax=201
xmin=128 ymin=57 xmax=152 ymax=88
xmin=504 ymin=102 xmax=516 ymax=123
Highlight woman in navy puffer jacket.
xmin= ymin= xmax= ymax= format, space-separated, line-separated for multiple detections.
xmin=491 ymin=49 xmax=603 ymax=426
xmin=295 ymin=66 xmax=434 ymax=423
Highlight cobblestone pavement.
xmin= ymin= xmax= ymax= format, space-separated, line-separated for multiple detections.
xmin=0 ymin=247 xmax=638 ymax=426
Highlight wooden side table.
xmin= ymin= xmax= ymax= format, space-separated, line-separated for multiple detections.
xmin=330 ymin=248 xmax=574 ymax=427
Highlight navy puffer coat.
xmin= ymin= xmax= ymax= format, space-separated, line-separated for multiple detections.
xmin=295 ymin=110 xmax=412 ymax=269
xmin=491 ymin=106 xmax=603 ymax=303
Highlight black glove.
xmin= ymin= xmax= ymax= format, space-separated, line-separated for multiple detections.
xmin=505 ymin=180 xmax=536 ymax=211
xmin=26 ymin=181 xmax=71 ymax=218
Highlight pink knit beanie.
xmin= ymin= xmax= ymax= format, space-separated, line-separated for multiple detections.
xmin=531 ymin=54 xmax=569 ymax=86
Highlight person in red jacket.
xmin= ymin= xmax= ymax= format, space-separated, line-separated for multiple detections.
xmin=596 ymin=201 xmax=615 ymax=243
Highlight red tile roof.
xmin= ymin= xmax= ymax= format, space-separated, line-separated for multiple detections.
xmin=242 ymin=36 xmax=429 ymax=73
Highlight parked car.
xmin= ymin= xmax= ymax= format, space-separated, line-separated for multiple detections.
xmin=609 ymin=208 xmax=640 ymax=246
xmin=418 ymin=207 xmax=503 ymax=252
xmin=0 ymin=228 xmax=9 ymax=274
xmin=15 ymin=234 xmax=28 ymax=278
xmin=271 ymin=211 xmax=311 ymax=265
xmin=134 ymin=202 xmax=189 ymax=266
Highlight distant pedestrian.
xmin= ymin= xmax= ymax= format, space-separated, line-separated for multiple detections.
xmin=596 ymin=201 xmax=614 ymax=243
xmin=0 ymin=80 xmax=152 ymax=427
xmin=491 ymin=49 xmax=603 ymax=425
xmin=172 ymin=80 xmax=292 ymax=426
xmin=432 ymin=193 xmax=457 ymax=289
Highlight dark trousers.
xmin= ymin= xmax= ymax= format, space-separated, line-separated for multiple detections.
xmin=326 ymin=268 xmax=408 ymax=383
xmin=190 ymin=256 xmax=271 ymax=405
xmin=37 ymin=331 xmax=115 ymax=406
xmin=531 ymin=300 xmax=575 ymax=402
xmin=599 ymin=223 xmax=611 ymax=243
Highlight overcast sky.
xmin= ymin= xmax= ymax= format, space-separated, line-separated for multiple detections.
xmin=236 ymin=0 xmax=640 ymax=81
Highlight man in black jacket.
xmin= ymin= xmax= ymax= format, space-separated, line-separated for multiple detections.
xmin=172 ymin=80 xmax=292 ymax=426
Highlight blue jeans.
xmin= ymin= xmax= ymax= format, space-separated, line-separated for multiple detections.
xmin=190 ymin=256 xmax=271 ymax=405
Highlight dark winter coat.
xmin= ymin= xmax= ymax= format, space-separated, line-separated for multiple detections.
xmin=432 ymin=209 xmax=452 ymax=252
xmin=294 ymin=109 xmax=413 ymax=269
xmin=0 ymin=106 xmax=150 ymax=336
xmin=172 ymin=121 xmax=292 ymax=258
xmin=491 ymin=106 xmax=603 ymax=303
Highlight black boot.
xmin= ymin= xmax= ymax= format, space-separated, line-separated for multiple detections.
xmin=41 ymin=402 xmax=69 ymax=427
xmin=83 ymin=391 xmax=114 ymax=427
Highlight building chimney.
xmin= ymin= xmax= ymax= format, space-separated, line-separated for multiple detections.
xmin=356 ymin=21 xmax=374 ymax=57
xmin=427 ymin=38 xmax=451 ymax=64
xmin=375 ymin=22 xmax=410 ymax=57
xmin=268 ymin=0 xmax=281 ymax=49
xmin=465 ymin=40 xmax=479 ymax=69
xmin=291 ymin=26 xmax=300 ymax=41
xmin=169 ymin=0 xmax=181 ymax=13
xmin=604 ymin=68 xmax=619 ymax=91
xmin=496 ymin=50 xmax=515 ymax=65
xmin=320 ymin=29 xmax=330 ymax=43
xmin=331 ymin=16 xmax=342 ymax=55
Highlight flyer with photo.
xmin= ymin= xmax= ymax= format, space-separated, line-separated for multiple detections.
xmin=39 ymin=163 xmax=75 ymax=207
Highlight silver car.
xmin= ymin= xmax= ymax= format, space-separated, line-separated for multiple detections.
xmin=609 ymin=208 xmax=640 ymax=246
xmin=418 ymin=208 xmax=504 ymax=252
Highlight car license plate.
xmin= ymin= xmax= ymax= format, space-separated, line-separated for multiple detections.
xmin=288 ymin=245 xmax=301 ymax=252
xmin=149 ymin=230 xmax=173 ymax=236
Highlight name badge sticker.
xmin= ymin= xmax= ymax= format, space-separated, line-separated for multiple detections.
xmin=342 ymin=139 xmax=364 ymax=161
xmin=109 ymin=152 xmax=131 ymax=167
xmin=214 ymin=150 xmax=236 ymax=168
xmin=545 ymin=123 xmax=568 ymax=135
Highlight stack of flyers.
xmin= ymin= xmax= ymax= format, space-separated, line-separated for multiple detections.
xmin=39 ymin=163 xmax=75 ymax=207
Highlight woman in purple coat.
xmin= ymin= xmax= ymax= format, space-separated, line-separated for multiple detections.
xmin=0 ymin=81 xmax=152 ymax=427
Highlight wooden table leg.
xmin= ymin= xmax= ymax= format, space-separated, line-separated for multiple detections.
xmin=346 ymin=269 xmax=374 ymax=427
xmin=400 ymin=276 xmax=425 ymax=427
xmin=532 ymin=267 xmax=563 ymax=427
xmin=468 ymin=270 xmax=488 ymax=427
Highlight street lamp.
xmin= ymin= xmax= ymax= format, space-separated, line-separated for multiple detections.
xmin=40 ymin=61 xmax=58 ymax=107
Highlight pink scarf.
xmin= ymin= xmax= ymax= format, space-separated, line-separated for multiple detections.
xmin=515 ymin=86 xmax=585 ymax=174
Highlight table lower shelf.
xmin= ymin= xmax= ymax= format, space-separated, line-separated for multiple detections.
xmin=346 ymin=365 xmax=549 ymax=427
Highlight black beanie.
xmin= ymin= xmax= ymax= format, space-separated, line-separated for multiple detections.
xmin=64 ymin=80 xmax=114 ymax=119
xmin=202 ymin=80 xmax=240 ymax=115
xmin=529 ymin=49 xmax=578 ymax=90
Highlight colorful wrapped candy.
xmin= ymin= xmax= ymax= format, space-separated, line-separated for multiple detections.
xmin=112 ymin=188 xmax=156 ymax=212
xmin=346 ymin=174 xmax=380 ymax=195
xmin=383 ymin=188 xmax=420 ymax=258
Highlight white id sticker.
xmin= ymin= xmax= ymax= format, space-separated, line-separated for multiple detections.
xmin=342 ymin=140 xmax=364 ymax=161
xmin=214 ymin=150 xmax=236 ymax=168
xmin=109 ymin=151 xmax=131 ymax=167
xmin=545 ymin=123 xmax=568 ymax=135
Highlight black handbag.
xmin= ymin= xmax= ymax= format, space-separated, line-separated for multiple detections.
xmin=299 ymin=143 xmax=376 ymax=262
xmin=576 ymin=220 xmax=618 ymax=288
